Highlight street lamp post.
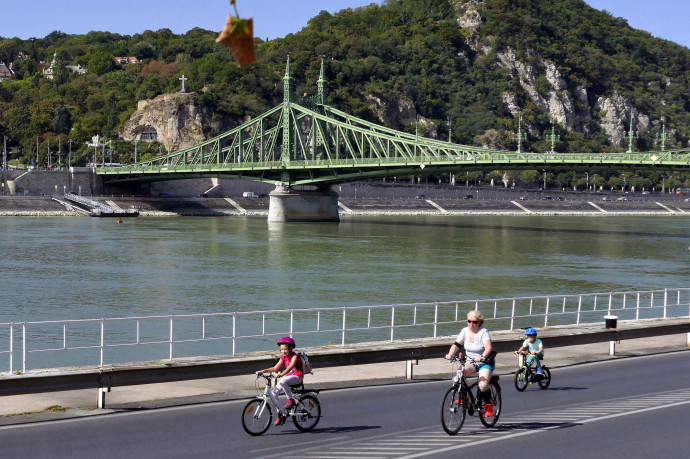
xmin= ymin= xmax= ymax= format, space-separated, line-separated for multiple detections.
xmin=68 ymin=139 xmax=72 ymax=168
xmin=585 ymin=172 xmax=589 ymax=192
xmin=2 ymin=135 xmax=7 ymax=171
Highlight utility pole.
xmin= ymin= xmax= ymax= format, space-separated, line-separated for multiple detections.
xmin=656 ymin=115 xmax=670 ymax=151
xmin=513 ymin=111 xmax=524 ymax=154
xmin=544 ymin=117 xmax=560 ymax=153
xmin=625 ymin=108 xmax=638 ymax=153
xmin=36 ymin=136 xmax=39 ymax=168
xmin=2 ymin=135 xmax=7 ymax=170
xmin=447 ymin=116 xmax=452 ymax=143
xmin=68 ymin=139 xmax=72 ymax=168
xmin=58 ymin=137 xmax=62 ymax=170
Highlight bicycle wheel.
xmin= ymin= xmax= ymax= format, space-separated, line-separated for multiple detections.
xmin=441 ymin=387 xmax=467 ymax=435
xmin=241 ymin=399 xmax=272 ymax=436
xmin=479 ymin=380 xmax=502 ymax=427
xmin=292 ymin=394 xmax=321 ymax=432
xmin=514 ymin=368 xmax=528 ymax=392
xmin=538 ymin=367 xmax=551 ymax=389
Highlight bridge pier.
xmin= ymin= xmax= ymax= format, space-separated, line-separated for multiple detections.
xmin=267 ymin=183 xmax=339 ymax=222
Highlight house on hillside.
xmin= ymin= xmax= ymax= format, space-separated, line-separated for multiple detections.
xmin=114 ymin=56 xmax=140 ymax=65
xmin=0 ymin=62 xmax=16 ymax=81
xmin=65 ymin=64 xmax=88 ymax=75
xmin=43 ymin=52 xmax=57 ymax=79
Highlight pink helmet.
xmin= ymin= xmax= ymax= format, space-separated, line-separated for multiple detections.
xmin=277 ymin=336 xmax=295 ymax=347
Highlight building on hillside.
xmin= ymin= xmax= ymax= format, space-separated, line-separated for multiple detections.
xmin=114 ymin=56 xmax=140 ymax=64
xmin=0 ymin=62 xmax=16 ymax=81
xmin=43 ymin=52 xmax=57 ymax=79
xmin=65 ymin=64 xmax=88 ymax=75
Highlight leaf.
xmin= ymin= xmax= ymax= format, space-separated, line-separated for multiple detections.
xmin=230 ymin=17 xmax=250 ymax=37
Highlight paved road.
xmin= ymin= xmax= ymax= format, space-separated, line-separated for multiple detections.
xmin=0 ymin=351 xmax=687 ymax=458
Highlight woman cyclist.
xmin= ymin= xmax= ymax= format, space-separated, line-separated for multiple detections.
xmin=256 ymin=336 xmax=304 ymax=425
xmin=445 ymin=310 xmax=496 ymax=416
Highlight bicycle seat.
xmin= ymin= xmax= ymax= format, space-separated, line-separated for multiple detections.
xmin=289 ymin=381 xmax=304 ymax=390
xmin=490 ymin=375 xmax=500 ymax=383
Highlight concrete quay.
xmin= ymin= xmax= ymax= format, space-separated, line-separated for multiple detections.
xmin=1 ymin=195 xmax=689 ymax=217
xmin=0 ymin=319 xmax=687 ymax=425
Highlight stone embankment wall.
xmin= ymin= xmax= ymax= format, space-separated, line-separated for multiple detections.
xmin=2 ymin=169 xmax=97 ymax=196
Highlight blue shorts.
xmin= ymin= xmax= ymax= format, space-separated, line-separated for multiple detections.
xmin=473 ymin=361 xmax=495 ymax=372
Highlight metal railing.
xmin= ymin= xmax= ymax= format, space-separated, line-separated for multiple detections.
xmin=1 ymin=287 xmax=688 ymax=373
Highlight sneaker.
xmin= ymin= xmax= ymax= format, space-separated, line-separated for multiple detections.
xmin=274 ymin=414 xmax=285 ymax=426
xmin=483 ymin=403 xmax=494 ymax=418
xmin=285 ymin=398 xmax=295 ymax=409
xmin=536 ymin=367 xmax=543 ymax=375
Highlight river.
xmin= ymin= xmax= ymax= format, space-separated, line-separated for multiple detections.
xmin=1 ymin=215 xmax=688 ymax=367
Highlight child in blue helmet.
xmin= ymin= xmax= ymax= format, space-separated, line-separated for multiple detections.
xmin=257 ymin=336 xmax=304 ymax=425
xmin=517 ymin=328 xmax=544 ymax=374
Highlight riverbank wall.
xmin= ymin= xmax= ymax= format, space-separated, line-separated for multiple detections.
xmin=1 ymin=195 xmax=689 ymax=217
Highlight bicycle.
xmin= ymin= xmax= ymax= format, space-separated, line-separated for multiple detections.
xmin=440 ymin=353 xmax=502 ymax=435
xmin=241 ymin=372 xmax=322 ymax=436
xmin=514 ymin=350 xmax=551 ymax=391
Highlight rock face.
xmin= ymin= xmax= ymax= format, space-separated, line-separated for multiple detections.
xmin=365 ymin=91 xmax=417 ymax=129
xmin=120 ymin=93 xmax=217 ymax=151
xmin=496 ymin=47 xmax=577 ymax=132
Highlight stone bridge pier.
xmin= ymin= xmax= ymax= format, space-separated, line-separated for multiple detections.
xmin=267 ymin=182 xmax=339 ymax=222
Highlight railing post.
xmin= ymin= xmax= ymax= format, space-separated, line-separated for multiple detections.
xmin=9 ymin=323 xmax=13 ymax=373
xmin=608 ymin=294 xmax=612 ymax=316
xmin=317 ymin=310 xmax=321 ymax=332
xmin=544 ymin=297 xmax=550 ymax=328
xmin=636 ymin=293 xmax=640 ymax=320
xmin=100 ymin=319 xmax=104 ymax=366
xmin=232 ymin=313 xmax=236 ymax=355
xmin=63 ymin=324 xmax=66 ymax=350
xmin=390 ymin=306 xmax=395 ymax=342
xmin=577 ymin=296 xmax=582 ymax=325
xmin=433 ymin=303 xmax=438 ymax=338
xmin=22 ymin=323 xmax=26 ymax=373
xmin=290 ymin=309 xmax=294 ymax=336
xmin=510 ymin=299 xmax=516 ymax=330
xmin=342 ymin=308 xmax=347 ymax=346
xmin=663 ymin=288 xmax=668 ymax=319
xmin=169 ymin=316 xmax=174 ymax=360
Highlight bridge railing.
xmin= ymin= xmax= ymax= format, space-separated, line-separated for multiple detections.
xmin=1 ymin=287 xmax=688 ymax=373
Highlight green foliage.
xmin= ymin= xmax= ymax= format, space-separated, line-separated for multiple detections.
xmin=0 ymin=0 xmax=688 ymax=177
xmin=88 ymin=51 xmax=116 ymax=75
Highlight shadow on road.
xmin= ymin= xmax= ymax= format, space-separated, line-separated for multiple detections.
xmin=273 ymin=425 xmax=381 ymax=436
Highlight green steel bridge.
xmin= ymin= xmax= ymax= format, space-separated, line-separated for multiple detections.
xmin=98 ymin=59 xmax=690 ymax=188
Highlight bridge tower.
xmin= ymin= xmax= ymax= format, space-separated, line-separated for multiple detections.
xmin=268 ymin=56 xmax=339 ymax=223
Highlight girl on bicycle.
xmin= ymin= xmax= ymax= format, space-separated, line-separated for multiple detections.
xmin=445 ymin=310 xmax=495 ymax=416
xmin=517 ymin=328 xmax=544 ymax=374
xmin=256 ymin=336 xmax=304 ymax=424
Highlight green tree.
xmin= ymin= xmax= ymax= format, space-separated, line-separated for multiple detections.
xmin=88 ymin=51 xmax=116 ymax=75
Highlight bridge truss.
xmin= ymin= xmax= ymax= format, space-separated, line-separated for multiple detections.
xmin=99 ymin=59 xmax=690 ymax=187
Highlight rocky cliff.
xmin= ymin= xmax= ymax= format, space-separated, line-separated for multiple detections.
xmin=120 ymin=93 xmax=219 ymax=152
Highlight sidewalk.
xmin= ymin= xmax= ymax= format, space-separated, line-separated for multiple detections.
xmin=0 ymin=331 xmax=687 ymax=425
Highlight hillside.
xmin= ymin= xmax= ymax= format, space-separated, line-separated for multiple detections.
xmin=1 ymin=0 xmax=689 ymax=190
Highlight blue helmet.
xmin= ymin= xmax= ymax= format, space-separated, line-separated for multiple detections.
xmin=524 ymin=328 xmax=537 ymax=336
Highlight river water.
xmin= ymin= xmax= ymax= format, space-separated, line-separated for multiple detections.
xmin=1 ymin=215 xmax=688 ymax=368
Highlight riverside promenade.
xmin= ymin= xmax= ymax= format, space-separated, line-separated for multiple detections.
xmin=1 ymin=320 xmax=687 ymax=425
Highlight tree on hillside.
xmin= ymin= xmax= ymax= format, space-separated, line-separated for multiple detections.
xmin=88 ymin=51 xmax=116 ymax=75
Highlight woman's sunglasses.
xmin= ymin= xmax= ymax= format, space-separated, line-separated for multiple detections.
xmin=467 ymin=320 xmax=479 ymax=324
